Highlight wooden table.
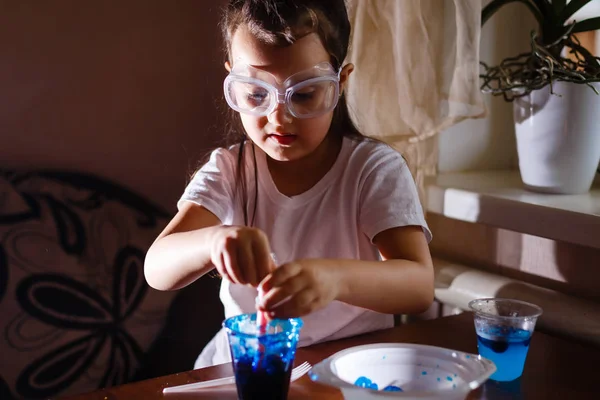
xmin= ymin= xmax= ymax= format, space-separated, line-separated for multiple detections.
xmin=61 ymin=312 xmax=600 ymax=399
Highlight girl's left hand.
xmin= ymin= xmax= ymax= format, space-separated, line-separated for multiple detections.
xmin=257 ymin=259 xmax=342 ymax=319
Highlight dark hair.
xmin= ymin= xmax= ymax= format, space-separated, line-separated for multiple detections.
xmin=220 ymin=0 xmax=365 ymax=225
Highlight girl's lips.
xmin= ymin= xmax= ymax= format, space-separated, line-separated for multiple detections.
xmin=269 ymin=134 xmax=297 ymax=145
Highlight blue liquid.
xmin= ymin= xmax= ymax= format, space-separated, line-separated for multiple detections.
xmin=477 ymin=328 xmax=531 ymax=382
xmin=233 ymin=354 xmax=292 ymax=400
xmin=354 ymin=376 xmax=402 ymax=392
xmin=224 ymin=314 xmax=302 ymax=400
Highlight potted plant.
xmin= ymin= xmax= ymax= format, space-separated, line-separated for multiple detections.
xmin=480 ymin=0 xmax=600 ymax=194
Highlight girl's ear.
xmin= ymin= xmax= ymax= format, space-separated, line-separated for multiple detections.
xmin=225 ymin=61 xmax=232 ymax=72
xmin=339 ymin=63 xmax=354 ymax=95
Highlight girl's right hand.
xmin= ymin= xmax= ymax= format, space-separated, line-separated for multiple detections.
xmin=210 ymin=225 xmax=275 ymax=286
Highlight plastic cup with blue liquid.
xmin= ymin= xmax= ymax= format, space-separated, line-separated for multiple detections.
xmin=468 ymin=298 xmax=542 ymax=382
xmin=224 ymin=313 xmax=303 ymax=400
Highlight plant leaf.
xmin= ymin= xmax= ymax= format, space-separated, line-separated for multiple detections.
xmin=571 ymin=17 xmax=600 ymax=33
xmin=560 ymin=0 xmax=592 ymax=23
xmin=482 ymin=0 xmax=544 ymax=27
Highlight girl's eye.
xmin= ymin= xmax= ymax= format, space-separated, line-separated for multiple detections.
xmin=249 ymin=92 xmax=266 ymax=100
xmin=291 ymin=90 xmax=315 ymax=102
xmin=246 ymin=90 xmax=268 ymax=105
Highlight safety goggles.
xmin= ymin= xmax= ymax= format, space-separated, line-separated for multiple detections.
xmin=223 ymin=62 xmax=341 ymax=119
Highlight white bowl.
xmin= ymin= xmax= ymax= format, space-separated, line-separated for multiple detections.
xmin=309 ymin=343 xmax=496 ymax=400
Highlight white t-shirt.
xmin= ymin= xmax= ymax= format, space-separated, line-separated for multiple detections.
xmin=179 ymin=136 xmax=432 ymax=368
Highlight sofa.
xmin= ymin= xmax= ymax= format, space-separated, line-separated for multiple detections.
xmin=0 ymin=170 xmax=224 ymax=399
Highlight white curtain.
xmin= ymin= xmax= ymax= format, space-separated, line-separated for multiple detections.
xmin=345 ymin=0 xmax=486 ymax=202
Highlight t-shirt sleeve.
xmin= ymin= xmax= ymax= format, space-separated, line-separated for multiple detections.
xmin=177 ymin=147 xmax=236 ymax=223
xmin=359 ymin=147 xmax=432 ymax=243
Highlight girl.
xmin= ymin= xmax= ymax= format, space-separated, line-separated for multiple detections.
xmin=145 ymin=0 xmax=434 ymax=369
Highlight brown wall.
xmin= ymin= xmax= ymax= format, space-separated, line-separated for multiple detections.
xmin=0 ymin=0 xmax=229 ymax=212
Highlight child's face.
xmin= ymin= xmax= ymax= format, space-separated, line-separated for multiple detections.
xmin=227 ymin=25 xmax=350 ymax=163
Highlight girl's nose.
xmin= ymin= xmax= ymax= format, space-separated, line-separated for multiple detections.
xmin=267 ymin=101 xmax=293 ymax=125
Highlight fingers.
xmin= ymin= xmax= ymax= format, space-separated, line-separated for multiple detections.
xmin=222 ymin=241 xmax=243 ymax=284
xmin=253 ymin=232 xmax=273 ymax=283
xmin=260 ymin=273 xmax=306 ymax=310
xmin=259 ymin=262 xmax=303 ymax=294
xmin=239 ymin=240 xmax=257 ymax=285
xmin=268 ymin=287 xmax=318 ymax=319
xmin=259 ymin=262 xmax=306 ymax=311
xmin=212 ymin=252 xmax=232 ymax=282
xmin=258 ymin=261 xmax=338 ymax=319
xmin=211 ymin=226 xmax=272 ymax=286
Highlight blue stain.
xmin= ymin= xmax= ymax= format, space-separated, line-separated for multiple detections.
xmin=466 ymin=355 xmax=471 ymax=359
xmin=354 ymin=376 xmax=378 ymax=390
xmin=382 ymin=355 xmax=387 ymax=360
xmin=421 ymin=371 xmax=427 ymax=375
xmin=383 ymin=385 xmax=403 ymax=392
xmin=446 ymin=376 xmax=453 ymax=382
xmin=437 ymin=377 xmax=441 ymax=382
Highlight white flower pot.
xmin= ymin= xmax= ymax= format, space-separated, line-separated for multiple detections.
xmin=513 ymin=81 xmax=600 ymax=194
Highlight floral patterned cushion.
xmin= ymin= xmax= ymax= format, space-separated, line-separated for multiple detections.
xmin=0 ymin=170 xmax=177 ymax=399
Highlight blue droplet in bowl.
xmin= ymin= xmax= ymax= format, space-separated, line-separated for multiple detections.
xmin=383 ymin=385 xmax=403 ymax=392
xmin=354 ymin=376 xmax=378 ymax=390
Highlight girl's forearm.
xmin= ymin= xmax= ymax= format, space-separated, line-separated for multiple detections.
xmin=331 ymin=259 xmax=434 ymax=315
xmin=144 ymin=227 xmax=220 ymax=291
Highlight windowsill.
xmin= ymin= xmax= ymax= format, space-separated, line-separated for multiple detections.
xmin=426 ymin=170 xmax=600 ymax=249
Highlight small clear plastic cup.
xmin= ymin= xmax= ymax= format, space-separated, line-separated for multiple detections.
xmin=468 ymin=298 xmax=542 ymax=382
xmin=224 ymin=313 xmax=303 ymax=400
